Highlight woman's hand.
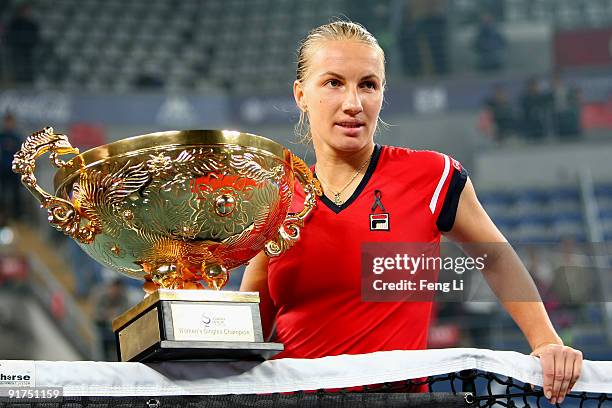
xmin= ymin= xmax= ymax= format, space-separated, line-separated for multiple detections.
xmin=530 ymin=343 xmax=583 ymax=405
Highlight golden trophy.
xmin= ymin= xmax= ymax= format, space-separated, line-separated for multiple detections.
xmin=13 ymin=127 xmax=321 ymax=362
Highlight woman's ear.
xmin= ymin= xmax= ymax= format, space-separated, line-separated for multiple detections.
xmin=293 ymin=80 xmax=306 ymax=112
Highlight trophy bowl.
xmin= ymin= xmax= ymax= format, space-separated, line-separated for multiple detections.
xmin=13 ymin=127 xmax=321 ymax=291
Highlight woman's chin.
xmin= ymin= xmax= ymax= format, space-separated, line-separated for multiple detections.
xmin=311 ymin=129 xmax=374 ymax=153
xmin=330 ymin=137 xmax=373 ymax=153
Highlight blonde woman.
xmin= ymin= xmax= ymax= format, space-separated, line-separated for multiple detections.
xmin=241 ymin=21 xmax=582 ymax=405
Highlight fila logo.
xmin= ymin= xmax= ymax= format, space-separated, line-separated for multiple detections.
xmin=370 ymin=213 xmax=390 ymax=231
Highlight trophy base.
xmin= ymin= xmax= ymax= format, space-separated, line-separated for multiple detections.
xmin=131 ymin=340 xmax=283 ymax=362
xmin=112 ymin=289 xmax=284 ymax=362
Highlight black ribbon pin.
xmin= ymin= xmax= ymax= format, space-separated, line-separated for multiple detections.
xmin=371 ymin=190 xmax=386 ymax=212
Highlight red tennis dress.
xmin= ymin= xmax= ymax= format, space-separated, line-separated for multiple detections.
xmin=267 ymin=144 xmax=467 ymax=359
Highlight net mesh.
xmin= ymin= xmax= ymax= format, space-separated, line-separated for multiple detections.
xmin=0 ymin=369 xmax=609 ymax=407
xmin=426 ymin=370 xmax=611 ymax=407
xmin=0 ymin=392 xmax=468 ymax=408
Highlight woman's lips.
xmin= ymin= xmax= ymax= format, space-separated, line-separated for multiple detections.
xmin=336 ymin=121 xmax=364 ymax=128
xmin=335 ymin=122 xmax=365 ymax=135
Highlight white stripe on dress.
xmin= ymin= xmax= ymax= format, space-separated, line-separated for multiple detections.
xmin=429 ymin=154 xmax=450 ymax=214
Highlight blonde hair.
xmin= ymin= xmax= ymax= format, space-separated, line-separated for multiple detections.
xmin=295 ymin=20 xmax=386 ymax=143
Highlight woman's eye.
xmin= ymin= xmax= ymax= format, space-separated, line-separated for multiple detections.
xmin=326 ymin=79 xmax=341 ymax=88
xmin=361 ymin=81 xmax=377 ymax=89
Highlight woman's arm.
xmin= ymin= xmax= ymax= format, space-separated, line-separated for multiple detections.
xmin=240 ymin=251 xmax=276 ymax=340
xmin=444 ymin=178 xmax=582 ymax=405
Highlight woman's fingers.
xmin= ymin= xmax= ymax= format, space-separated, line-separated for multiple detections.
xmin=532 ymin=344 xmax=584 ymax=404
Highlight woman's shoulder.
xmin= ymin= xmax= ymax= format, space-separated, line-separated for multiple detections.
xmin=380 ymin=145 xmax=454 ymax=168
xmin=379 ymin=146 xmax=465 ymax=184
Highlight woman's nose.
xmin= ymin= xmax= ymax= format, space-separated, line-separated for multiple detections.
xmin=342 ymin=87 xmax=363 ymax=115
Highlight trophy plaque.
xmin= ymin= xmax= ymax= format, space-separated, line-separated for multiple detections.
xmin=13 ymin=127 xmax=321 ymax=362
xmin=112 ymin=290 xmax=279 ymax=362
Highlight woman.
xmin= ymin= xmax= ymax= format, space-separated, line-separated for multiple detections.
xmin=241 ymin=21 xmax=581 ymax=405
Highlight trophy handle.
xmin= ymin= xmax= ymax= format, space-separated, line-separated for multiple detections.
xmin=12 ymin=127 xmax=99 ymax=244
xmin=264 ymin=152 xmax=322 ymax=256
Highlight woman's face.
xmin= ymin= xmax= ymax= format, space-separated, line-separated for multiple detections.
xmin=294 ymin=40 xmax=384 ymax=154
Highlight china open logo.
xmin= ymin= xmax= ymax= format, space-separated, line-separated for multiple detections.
xmin=200 ymin=314 xmax=211 ymax=327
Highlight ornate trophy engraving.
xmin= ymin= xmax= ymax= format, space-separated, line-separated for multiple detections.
xmin=13 ymin=127 xmax=321 ymax=361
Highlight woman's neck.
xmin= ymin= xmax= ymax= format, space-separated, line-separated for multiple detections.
xmin=313 ymin=142 xmax=375 ymax=193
